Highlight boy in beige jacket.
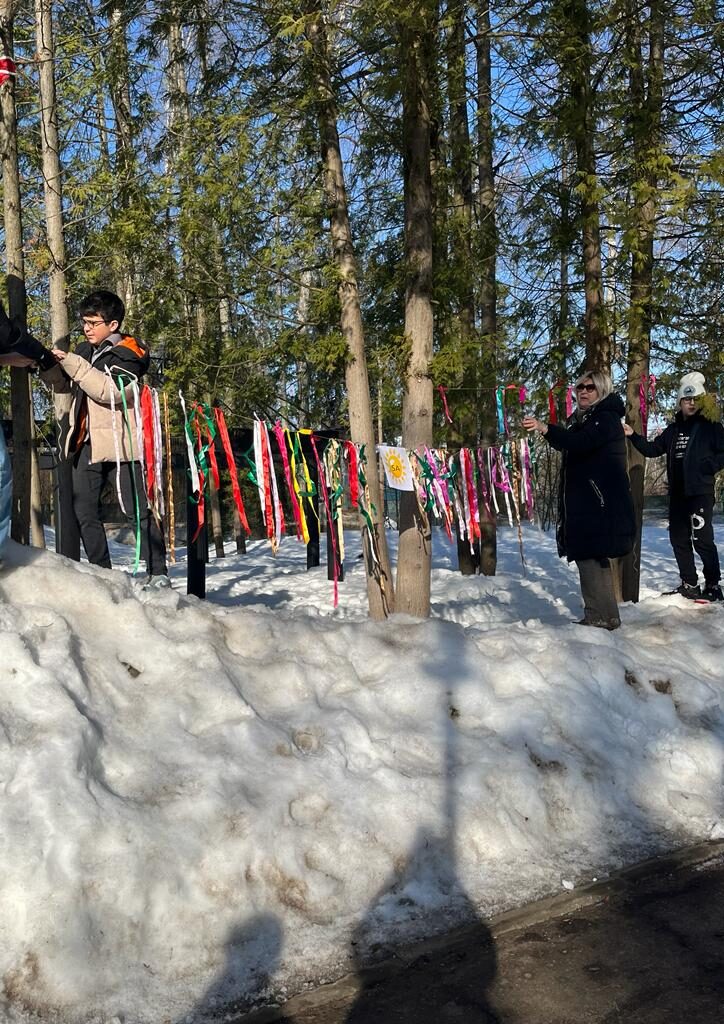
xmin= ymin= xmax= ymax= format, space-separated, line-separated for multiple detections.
xmin=43 ymin=290 xmax=169 ymax=587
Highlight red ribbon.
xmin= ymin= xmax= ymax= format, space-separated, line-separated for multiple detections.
xmin=345 ymin=442 xmax=359 ymax=508
xmin=639 ymin=373 xmax=656 ymax=435
xmin=548 ymin=379 xmax=567 ymax=425
xmin=214 ymin=407 xmax=251 ymax=536
xmin=548 ymin=390 xmax=558 ymax=425
xmin=437 ymin=385 xmax=453 ymax=424
xmin=0 ymin=58 xmax=17 ymax=86
xmin=140 ymin=386 xmax=156 ymax=502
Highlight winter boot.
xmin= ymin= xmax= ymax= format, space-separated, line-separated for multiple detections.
xmin=664 ymin=582 xmax=701 ymax=599
xmin=700 ymin=584 xmax=724 ymax=603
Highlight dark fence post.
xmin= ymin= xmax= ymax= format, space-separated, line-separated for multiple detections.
xmin=54 ymin=456 xmax=80 ymax=560
xmin=187 ymin=473 xmax=208 ymax=598
xmin=52 ymin=413 xmax=81 ymax=560
xmin=326 ymin=496 xmax=344 ymax=582
xmin=306 ymin=495 xmax=320 ymax=569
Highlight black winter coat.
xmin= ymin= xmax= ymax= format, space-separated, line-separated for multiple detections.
xmin=628 ymin=410 xmax=724 ymax=497
xmin=545 ymin=393 xmax=636 ymax=561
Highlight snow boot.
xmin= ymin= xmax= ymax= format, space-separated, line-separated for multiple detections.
xmin=141 ymin=574 xmax=172 ymax=592
xmin=575 ymin=617 xmax=620 ymax=631
xmin=664 ymin=582 xmax=701 ymax=600
xmin=699 ymin=584 xmax=724 ymax=603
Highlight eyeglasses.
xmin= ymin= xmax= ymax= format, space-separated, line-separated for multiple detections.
xmin=576 ymin=383 xmax=597 ymax=393
xmin=80 ymin=318 xmax=108 ymax=329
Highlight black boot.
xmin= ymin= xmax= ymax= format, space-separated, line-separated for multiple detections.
xmin=663 ymin=582 xmax=701 ymax=599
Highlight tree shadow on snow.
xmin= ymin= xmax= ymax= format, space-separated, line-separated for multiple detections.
xmin=342 ymin=827 xmax=501 ymax=1023
xmin=342 ymin=627 xmax=504 ymax=1023
xmin=185 ymin=914 xmax=283 ymax=1022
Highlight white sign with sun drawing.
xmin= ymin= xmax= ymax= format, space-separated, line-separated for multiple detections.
xmin=378 ymin=445 xmax=415 ymax=491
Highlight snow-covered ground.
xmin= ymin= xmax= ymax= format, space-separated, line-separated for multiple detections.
xmin=0 ymin=520 xmax=723 ymax=1023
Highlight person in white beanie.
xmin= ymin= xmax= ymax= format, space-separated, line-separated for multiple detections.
xmin=624 ymin=371 xmax=724 ymax=601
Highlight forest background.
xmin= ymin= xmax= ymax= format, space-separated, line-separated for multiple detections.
xmin=1 ymin=0 xmax=723 ymax=618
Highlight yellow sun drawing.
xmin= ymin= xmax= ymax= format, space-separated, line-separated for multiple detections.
xmin=385 ymin=451 xmax=407 ymax=481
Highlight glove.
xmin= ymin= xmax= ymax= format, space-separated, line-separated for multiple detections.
xmin=0 ymin=299 xmax=55 ymax=370
xmin=14 ymin=330 xmax=56 ymax=371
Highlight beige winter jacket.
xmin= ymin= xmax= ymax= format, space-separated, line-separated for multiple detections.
xmin=42 ymin=335 xmax=150 ymax=463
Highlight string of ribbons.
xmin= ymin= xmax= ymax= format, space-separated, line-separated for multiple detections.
xmin=179 ymin=397 xmax=540 ymax=599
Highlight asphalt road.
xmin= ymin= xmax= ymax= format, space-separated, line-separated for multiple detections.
xmin=240 ymin=842 xmax=724 ymax=1024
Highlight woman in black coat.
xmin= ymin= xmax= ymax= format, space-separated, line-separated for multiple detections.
xmin=524 ymin=370 xmax=635 ymax=630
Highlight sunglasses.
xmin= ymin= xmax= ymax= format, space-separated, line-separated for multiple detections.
xmin=576 ymin=383 xmax=597 ymax=393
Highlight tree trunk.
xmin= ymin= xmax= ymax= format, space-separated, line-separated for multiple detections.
xmin=475 ymin=0 xmax=498 ymax=575
xmin=296 ymin=268 xmax=313 ymax=421
xmin=561 ymin=0 xmax=610 ymax=370
xmin=621 ymin=0 xmax=664 ymax=603
xmin=1 ymin=3 xmax=43 ymax=547
xmin=233 ymin=505 xmax=246 ymax=554
xmin=446 ymin=1 xmax=479 ymax=576
xmin=306 ymin=8 xmax=395 ymax=619
xmin=35 ymin=0 xmax=79 ymax=558
xmin=396 ymin=3 xmax=436 ymax=618
xmin=106 ymin=1 xmax=136 ymax=312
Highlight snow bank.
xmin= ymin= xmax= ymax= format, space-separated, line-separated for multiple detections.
xmin=0 ymin=523 xmax=722 ymax=1022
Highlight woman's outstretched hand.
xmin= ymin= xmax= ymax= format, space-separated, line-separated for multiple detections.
xmin=523 ymin=415 xmax=548 ymax=435
xmin=622 ymin=422 xmax=633 ymax=436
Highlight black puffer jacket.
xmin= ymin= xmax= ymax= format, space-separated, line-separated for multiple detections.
xmin=628 ymin=410 xmax=724 ymax=497
xmin=545 ymin=393 xmax=636 ymax=561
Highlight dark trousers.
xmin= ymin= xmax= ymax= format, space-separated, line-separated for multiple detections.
xmin=669 ymin=493 xmax=720 ymax=586
xmin=72 ymin=444 xmax=167 ymax=576
xmin=576 ymin=558 xmax=620 ymax=625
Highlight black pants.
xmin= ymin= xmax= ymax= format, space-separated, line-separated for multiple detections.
xmin=72 ymin=444 xmax=167 ymax=576
xmin=669 ymin=492 xmax=720 ymax=586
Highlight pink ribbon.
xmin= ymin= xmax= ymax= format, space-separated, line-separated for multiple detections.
xmin=272 ymin=421 xmax=303 ymax=540
xmin=309 ymin=434 xmax=339 ymax=608
xmin=522 ymin=439 xmax=534 ymax=514
xmin=425 ymin=447 xmax=454 ymax=539
xmin=463 ymin=449 xmax=481 ymax=540
xmin=476 ymin=446 xmax=492 ymax=517
xmin=491 ymin=447 xmax=512 ymax=493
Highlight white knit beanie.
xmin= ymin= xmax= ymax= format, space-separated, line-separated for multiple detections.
xmin=677 ymin=371 xmax=706 ymax=402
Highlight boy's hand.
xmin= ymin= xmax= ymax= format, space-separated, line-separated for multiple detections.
xmin=51 ymin=348 xmax=67 ymax=362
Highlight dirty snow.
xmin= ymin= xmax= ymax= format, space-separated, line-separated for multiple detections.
xmin=0 ymin=520 xmax=722 ymax=1022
